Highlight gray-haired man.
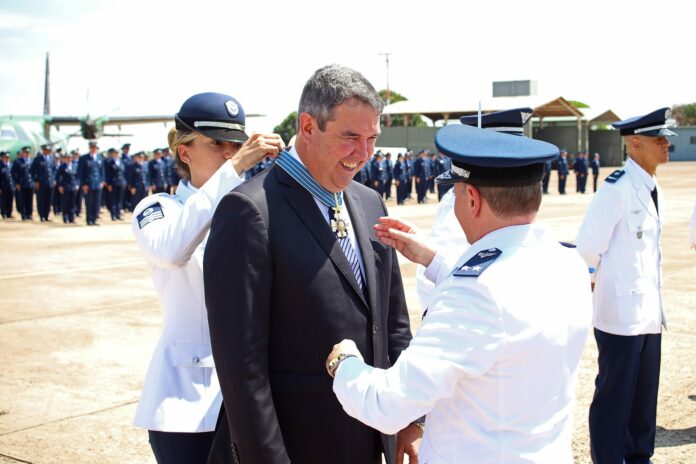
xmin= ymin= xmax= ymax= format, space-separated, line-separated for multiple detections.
xmin=204 ymin=65 xmax=415 ymax=464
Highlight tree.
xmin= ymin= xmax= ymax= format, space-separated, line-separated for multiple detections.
xmin=273 ymin=111 xmax=297 ymax=144
xmin=671 ymin=103 xmax=696 ymax=126
xmin=378 ymin=89 xmax=427 ymax=127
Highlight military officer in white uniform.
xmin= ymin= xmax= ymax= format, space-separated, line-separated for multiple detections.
xmin=416 ymin=108 xmax=534 ymax=310
xmin=576 ymin=108 xmax=675 ymax=464
xmin=327 ymin=123 xmax=593 ymax=464
xmin=132 ymin=92 xmax=284 ymax=463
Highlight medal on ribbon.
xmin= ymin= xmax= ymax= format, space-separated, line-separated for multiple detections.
xmin=331 ymin=193 xmax=350 ymax=238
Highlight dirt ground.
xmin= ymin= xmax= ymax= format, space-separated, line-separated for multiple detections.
xmin=0 ymin=163 xmax=694 ymax=463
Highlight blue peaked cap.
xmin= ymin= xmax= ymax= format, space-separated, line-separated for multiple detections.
xmin=459 ymin=107 xmax=533 ymax=136
xmin=612 ymin=107 xmax=677 ymax=137
xmin=435 ymin=124 xmax=559 ymax=187
xmin=175 ymin=92 xmax=248 ymax=143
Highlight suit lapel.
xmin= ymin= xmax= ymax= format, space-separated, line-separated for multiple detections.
xmin=344 ymin=185 xmax=378 ymax=315
xmin=276 ymin=168 xmax=368 ymax=308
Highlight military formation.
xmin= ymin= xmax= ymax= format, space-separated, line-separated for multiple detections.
xmin=0 ymin=142 xmax=181 ymax=225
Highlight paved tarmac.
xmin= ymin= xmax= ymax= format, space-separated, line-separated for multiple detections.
xmin=0 ymin=163 xmax=694 ymax=463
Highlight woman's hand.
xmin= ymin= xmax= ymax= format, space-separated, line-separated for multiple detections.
xmin=230 ymin=133 xmax=285 ymax=174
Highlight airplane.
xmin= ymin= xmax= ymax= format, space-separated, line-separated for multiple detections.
xmin=0 ymin=54 xmax=262 ymax=159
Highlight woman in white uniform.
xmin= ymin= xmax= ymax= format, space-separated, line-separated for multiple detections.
xmin=131 ymin=92 xmax=284 ymax=463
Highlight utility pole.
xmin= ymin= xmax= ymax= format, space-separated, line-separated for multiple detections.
xmin=378 ymin=52 xmax=391 ymax=127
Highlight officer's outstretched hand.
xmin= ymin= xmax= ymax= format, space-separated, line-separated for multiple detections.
xmin=375 ymin=217 xmax=436 ymax=267
xmin=230 ymin=133 xmax=285 ymax=175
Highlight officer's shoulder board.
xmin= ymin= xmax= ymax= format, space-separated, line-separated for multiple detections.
xmin=604 ymin=169 xmax=625 ymax=184
xmin=137 ymin=202 xmax=164 ymax=229
xmin=453 ymin=248 xmax=502 ymax=277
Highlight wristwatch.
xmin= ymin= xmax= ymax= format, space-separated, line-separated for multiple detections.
xmin=327 ymin=353 xmax=357 ymax=378
xmin=413 ymin=419 xmax=425 ymax=432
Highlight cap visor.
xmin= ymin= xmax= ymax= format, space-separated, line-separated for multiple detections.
xmin=435 ymin=170 xmax=465 ymax=185
xmin=196 ymin=127 xmax=249 ymax=144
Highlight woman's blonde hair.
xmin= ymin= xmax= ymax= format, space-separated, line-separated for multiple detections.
xmin=167 ymin=127 xmax=198 ymax=181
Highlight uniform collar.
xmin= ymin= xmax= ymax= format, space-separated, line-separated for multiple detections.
xmin=175 ymin=180 xmax=197 ymax=203
xmin=626 ymin=157 xmax=656 ymax=191
xmin=471 ymin=222 xmax=549 ymax=251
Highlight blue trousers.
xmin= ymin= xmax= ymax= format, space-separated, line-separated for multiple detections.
xmin=84 ymin=187 xmax=101 ymax=224
xmin=149 ymin=430 xmax=215 ymax=464
xmin=589 ymin=329 xmax=661 ymax=464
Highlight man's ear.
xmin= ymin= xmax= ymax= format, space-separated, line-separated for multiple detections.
xmin=298 ymin=113 xmax=316 ymax=140
xmin=466 ymin=184 xmax=482 ymax=217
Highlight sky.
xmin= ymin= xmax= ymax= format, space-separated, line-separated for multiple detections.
xmin=0 ymin=0 xmax=694 ymax=151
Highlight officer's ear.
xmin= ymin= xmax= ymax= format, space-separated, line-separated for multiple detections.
xmin=177 ymin=144 xmax=191 ymax=165
xmin=466 ymin=184 xmax=483 ymax=217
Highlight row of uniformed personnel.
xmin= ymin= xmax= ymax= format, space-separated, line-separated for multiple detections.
xmin=0 ymin=143 xmax=183 ymax=225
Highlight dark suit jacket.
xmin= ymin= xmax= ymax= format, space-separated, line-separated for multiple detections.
xmin=204 ymin=164 xmax=412 ymax=464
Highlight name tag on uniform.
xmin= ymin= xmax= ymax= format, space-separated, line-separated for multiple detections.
xmin=453 ymin=248 xmax=502 ymax=277
xmin=137 ymin=203 xmax=164 ymax=229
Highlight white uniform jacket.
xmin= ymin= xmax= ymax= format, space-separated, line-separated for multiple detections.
xmin=575 ymin=158 xmax=665 ymax=336
xmin=132 ymin=161 xmax=244 ymax=432
xmin=334 ymin=224 xmax=592 ymax=464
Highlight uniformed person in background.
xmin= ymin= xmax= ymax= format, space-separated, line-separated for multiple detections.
xmin=131 ymin=92 xmax=284 ymax=464
xmin=127 ymin=151 xmax=150 ymax=206
xmin=327 ymin=122 xmax=592 ymax=464
xmin=393 ymin=153 xmax=408 ymax=205
xmin=71 ymin=150 xmax=82 ymax=217
xmin=370 ymin=151 xmax=386 ymax=196
xmin=121 ymin=143 xmax=134 ymax=211
xmin=557 ymin=148 xmax=569 ymax=194
xmin=11 ymin=147 xmax=34 ymax=221
xmin=0 ymin=151 xmax=15 ymax=219
xmin=416 ymin=107 xmax=534 ymax=309
xmin=78 ymin=141 xmax=105 ymax=226
xmin=542 ymin=158 xmax=552 ymax=194
xmin=576 ymin=107 xmax=675 ymax=464
xmin=413 ymin=149 xmax=431 ymax=203
xmin=148 ymin=148 xmax=168 ymax=194
xmin=383 ymin=152 xmax=393 ymax=201
xmin=574 ymin=151 xmax=589 ymax=193
xmin=30 ymin=143 xmax=56 ymax=222
xmin=104 ymin=147 xmax=127 ymax=221
xmin=435 ymin=152 xmax=453 ymax=201
xmin=590 ymin=152 xmax=601 ymax=192
xmin=52 ymin=150 xmax=62 ymax=216
xmin=56 ymin=151 xmax=79 ymax=223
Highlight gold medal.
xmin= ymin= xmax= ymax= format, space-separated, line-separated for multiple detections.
xmin=331 ymin=193 xmax=350 ymax=239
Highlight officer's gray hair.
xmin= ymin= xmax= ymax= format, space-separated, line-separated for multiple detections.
xmin=478 ymin=183 xmax=542 ymax=217
xmin=298 ymin=64 xmax=383 ymax=131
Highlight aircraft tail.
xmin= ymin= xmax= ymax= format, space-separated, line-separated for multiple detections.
xmin=43 ymin=52 xmax=50 ymax=116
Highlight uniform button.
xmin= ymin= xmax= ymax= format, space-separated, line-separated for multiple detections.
xmin=193 ymin=356 xmax=200 ymax=364
xmin=372 ymin=325 xmax=378 ymax=335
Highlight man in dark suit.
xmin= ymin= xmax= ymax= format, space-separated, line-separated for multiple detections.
xmin=204 ymin=64 xmax=415 ymax=464
xmin=77 ymin=141 xmax=105 ymax=225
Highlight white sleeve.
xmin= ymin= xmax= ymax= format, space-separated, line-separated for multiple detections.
xmin=575 ymin=184 xmax=624 ymax=282
xmin=132 ymin=160 xmax=244 ymax=269
xmin=333 ymin=282 xmax=505 ymax=434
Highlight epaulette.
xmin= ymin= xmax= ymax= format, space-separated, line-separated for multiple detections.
xmin=453 ymin=248 xmax=502 ymax=277
xmin=604 ymin=169 xmax=625 ymax=184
